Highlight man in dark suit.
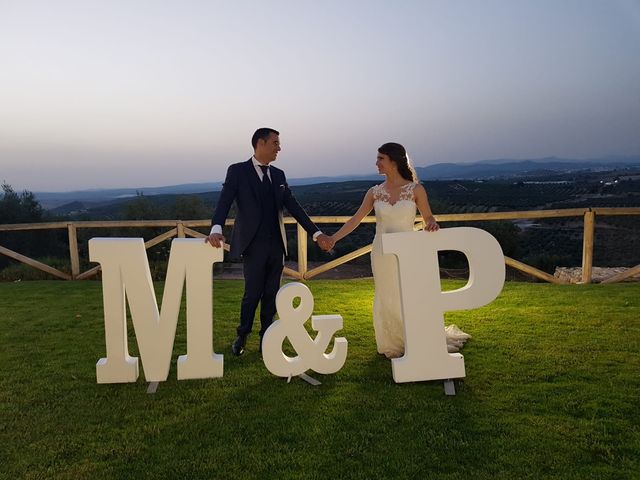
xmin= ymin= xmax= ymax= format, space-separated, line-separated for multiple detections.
xmin=206 ymin=128 xmax=333 ymax=356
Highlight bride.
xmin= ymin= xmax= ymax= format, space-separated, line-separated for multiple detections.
xmin=329 ymin=142 xmax=470 ymax=358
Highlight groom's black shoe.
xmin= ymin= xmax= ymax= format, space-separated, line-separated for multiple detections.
xmin=231 ymin=335 xmax=247 ymax=356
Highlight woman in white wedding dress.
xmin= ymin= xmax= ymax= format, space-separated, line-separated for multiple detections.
xmin=329 ymin=143 xmax=470 ymax=358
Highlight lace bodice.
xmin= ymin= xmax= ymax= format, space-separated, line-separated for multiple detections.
xmin=371 ymin=183 xmax=416 ymax=205
xmin=372 ymin=183 xmax=417 ymax=235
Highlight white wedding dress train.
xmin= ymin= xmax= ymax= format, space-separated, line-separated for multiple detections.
xmin=370 ymin=183 xmax=471 ymax=358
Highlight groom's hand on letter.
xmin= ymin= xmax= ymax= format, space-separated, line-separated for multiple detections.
xmin=205 ymin=233 xmax=225 ymax=248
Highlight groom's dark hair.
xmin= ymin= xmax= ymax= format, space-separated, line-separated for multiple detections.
xmin=252 ymin=128 xmax=280 ymax=149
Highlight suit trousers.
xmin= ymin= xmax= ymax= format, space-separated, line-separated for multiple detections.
xmin=238 ymin=234 xmax=285 ymax=337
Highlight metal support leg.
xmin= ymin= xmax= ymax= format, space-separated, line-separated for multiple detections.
xmin=444 ymin=379 xmax=456 ymax=396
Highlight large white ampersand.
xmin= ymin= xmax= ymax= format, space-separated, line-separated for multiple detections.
xmin=262 ymin=282 xmax=348 ymax=377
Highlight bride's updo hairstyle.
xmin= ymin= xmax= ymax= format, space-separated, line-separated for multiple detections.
xmin=378 ymin=142 xmax=418 ymax=183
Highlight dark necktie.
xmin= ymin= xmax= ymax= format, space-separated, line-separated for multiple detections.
xmin=259 ymin=165 xmax=271 ymax=187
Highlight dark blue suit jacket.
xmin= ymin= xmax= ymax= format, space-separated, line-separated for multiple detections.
xmin=211 ymin=159 xmax=319 ymax=259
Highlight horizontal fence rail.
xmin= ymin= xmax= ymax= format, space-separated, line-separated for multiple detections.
xmin=1 ymin=207 xmax=639 ymax=284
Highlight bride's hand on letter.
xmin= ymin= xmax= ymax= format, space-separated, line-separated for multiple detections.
xmin=423 ymin=217 xmax=439 ymax=232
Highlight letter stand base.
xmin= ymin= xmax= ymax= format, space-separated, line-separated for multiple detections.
xmin=299 ymin=372 xmax=322 ymax=386
xmin=286 ymin=372 xmax=322 ymax=386
xmin=444 ymin=379 xmax=456 ymax=396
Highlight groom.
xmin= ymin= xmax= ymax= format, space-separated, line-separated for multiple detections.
xmin=206 ymin=127 xmax=333 ymax=356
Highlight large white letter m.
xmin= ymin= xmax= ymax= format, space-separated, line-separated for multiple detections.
xmin=89 ymin=238 xmax=224 ymax=384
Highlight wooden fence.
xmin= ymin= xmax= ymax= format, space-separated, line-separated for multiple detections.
xmin=1 ymin=207 xmax=639 ymax=284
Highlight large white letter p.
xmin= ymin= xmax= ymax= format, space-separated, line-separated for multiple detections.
xmin=381 ymin=227 xmax=505 ymax=383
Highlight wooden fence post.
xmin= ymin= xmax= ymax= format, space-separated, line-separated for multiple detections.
xmin=297 ymin=223 xmax=308 ymax=280
xmin=177 ymin=222 xmax=185 ymax=238
xmin=581 ymin=210 xmax=595 ymax=284
xmin=68 ymin=223 xmax=80 ymax=279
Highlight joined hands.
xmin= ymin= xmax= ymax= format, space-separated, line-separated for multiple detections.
xmin=316 ymin=233 xmax=335 ymax=252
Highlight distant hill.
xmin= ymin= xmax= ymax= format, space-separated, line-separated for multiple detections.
xmin=416 ymin=156 xmax=640 ymax=180
xmin=36 ymin=156 xmax=640 ymax=209
xmin=36 ymin=183 xmax=224 ymax=209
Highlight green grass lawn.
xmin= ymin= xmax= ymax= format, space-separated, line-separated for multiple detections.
xmin=1 ymin=279 xmax=639 ymax=479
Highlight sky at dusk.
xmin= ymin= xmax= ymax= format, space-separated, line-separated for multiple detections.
xmin=1 ymin=0 xmax=639 ymax=191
